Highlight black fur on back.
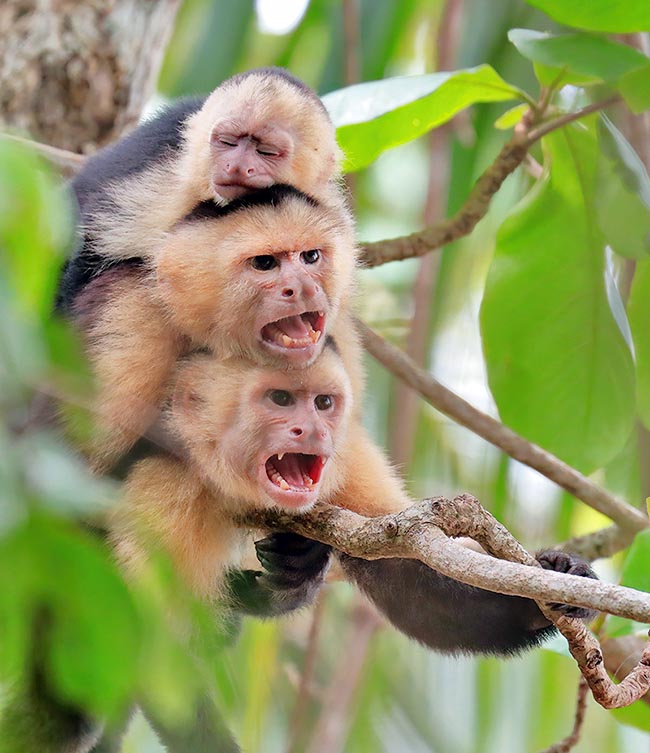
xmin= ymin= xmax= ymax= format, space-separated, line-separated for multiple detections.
xmin=182 ymin=184 xmax=319 ymax=224
xmin=71 ymin=97 xmax=206 ymax=214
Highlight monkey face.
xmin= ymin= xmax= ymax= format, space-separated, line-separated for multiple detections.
xmin=210 ymin=121 xmax=295 ymax=202
xmin=156 ymin=194 xmax=357 ymax=367
xmin=185 ymin=69 xmax=342 ymax=204
xmin=170 ymin=349 xmax=352 ymax=511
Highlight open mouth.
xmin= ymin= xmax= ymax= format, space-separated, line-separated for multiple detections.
xmin=265 ymin=453 xmax=326 ymax=492
xmin=261 ymin=311 xmax=325 ymax=349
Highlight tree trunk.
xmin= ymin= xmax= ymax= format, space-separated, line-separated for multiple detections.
xmin=0 ymin=0 xmax=181 ymax=153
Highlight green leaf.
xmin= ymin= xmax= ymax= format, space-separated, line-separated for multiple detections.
xmin=628 ymin=261 xmax=650 ymax=429
xmin=612 ymin=700 xmax=650 ymax=731
xmin=494 ymin=103 xmax=529 ymax=130
xmin=595 ymin=117 xmax=650 ymax=259
xmin=509 ymin=29 xmax=648 ymax=88
xmin=525 ymin=0 xmax=650 ymax=33
xmin=0 ymin=515 xmax=141 ymax=719
xmin=480 ymin=123 xmax=636 ymax=473
xmin=619 ymin=62 xmax=650 ymax=114
xmin=323 ymin=66 xmax=523 ymax=172
xmin=620 ymin=529 xmax=650 ymax=592
xmin=0 ymin=142 xmax=72 ymax=320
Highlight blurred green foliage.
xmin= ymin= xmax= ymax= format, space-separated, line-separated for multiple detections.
xmin=3 ymin=1 xmax=650 ymax=752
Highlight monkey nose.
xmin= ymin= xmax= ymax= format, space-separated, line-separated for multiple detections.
xmin=281 ymin=287 xmax=294 ymax=298
xmin=290 ymin=427 xmax=303 ymax=437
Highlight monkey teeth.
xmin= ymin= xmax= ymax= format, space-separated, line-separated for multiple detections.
xmin=261 ymin=311 xmax=324 ymax=350
xmin=265 ymin=453 xmax=325 ymax=492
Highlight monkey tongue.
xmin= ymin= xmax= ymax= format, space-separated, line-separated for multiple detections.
xmin=274 ymin=314 xmax=312 ymax=339
xmin=267 ymin=453 xmax=324 ymax=489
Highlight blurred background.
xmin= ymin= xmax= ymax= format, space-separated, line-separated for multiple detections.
xmin=2 ymin=1 xmax=650 ymax=751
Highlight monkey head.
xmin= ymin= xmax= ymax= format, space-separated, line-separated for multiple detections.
xmin=179 ymin=68 xmax=342 ymax=204
xmin=155 ymin=186 xmax=357 ymax=367
xmin=170 ymin=346 xmax=352 ymax=511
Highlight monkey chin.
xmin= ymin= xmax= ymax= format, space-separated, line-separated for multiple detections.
xmin=259 ymin=311 xmax=326 ymax=366
xmin=212 ymin=178 xmax=274 ymax=203
xmin=260 ymin=452 xmax=328 ymax=510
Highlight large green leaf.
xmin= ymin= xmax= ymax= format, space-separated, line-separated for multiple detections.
xmin=0 ymin=142 xmax=71 ymax=319
xmin=480 ymin=124 xmax=636 ymax=473
xmin=628 ymin=260 xmax=650 ymax=429
xmin=508 ymin=29 xmax=648 ymax=87
xmin=619 ymin=62 xmax=650 ymax=114
xmin=620 ymin=529 xmax=650 ymax=592
xmin=322 ymin=66 xmax=523 ymax=172
xmin=0 ymin=515 xmax=141 ymax=719
xmin=525 ymin=0 xmax=650 ymax=33
xmin=596 ymin=117 xmax=650 ymax=259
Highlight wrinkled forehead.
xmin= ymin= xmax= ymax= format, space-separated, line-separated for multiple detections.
xmin=254 ymin=349 xmax=350 ymax=397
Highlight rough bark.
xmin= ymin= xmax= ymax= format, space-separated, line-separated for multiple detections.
xmin=0 ymin=0 xmax=181 ymax=153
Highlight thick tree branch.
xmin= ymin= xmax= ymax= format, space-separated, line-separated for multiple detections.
xmin=359 ymin=320 xmax=649 ymax=534
xmin=238 ymin=494 xmax=650 ymax=708
xmin=0 ymin=0 xmax=181 ymax=152
xmin=361 ymin=96 xmax=619 ymax=267
xmin=239 ymin=497 xmax=650 ymax=622
xmin=239 ymin=495 xmax=650 ymax=708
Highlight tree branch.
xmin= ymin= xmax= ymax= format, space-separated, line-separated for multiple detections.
xmin=238 ymin=494 xmax=650 ymax=708
xmin=358 ymin=320 xmax=649 ymax=533
xmin=556 ymin=525 xmax=636 ymax=562
xmin=538 ymin=678 xmax=588 ymax=753
xmin=0 ymin=133 xmax=86 ymax=177
xmin=361 ymin=96 xmax=619 ymax=267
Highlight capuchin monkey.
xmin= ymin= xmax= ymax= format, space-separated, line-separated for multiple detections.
xmin=63 ymin=185 xmax=358 ymax=471
xmin=111 ymin=346 xmax=354 ymax=600
xmin=115 ymin=348 xmax=597 ymax=653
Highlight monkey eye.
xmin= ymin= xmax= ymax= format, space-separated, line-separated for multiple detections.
xmin=257 ymin=146 xmax=280 ymax=157
xmin=217 ymin=137 xmax=238 ymax=147
xmin=314 ymin=395 xmax=333 ymax=411
xmin=250 ymin=255 xmax=279 ymax=271
xmin=301 ymin=249 xmax=321 ymax=265
xmin=267 ymin=389 xmax=295 ymax=407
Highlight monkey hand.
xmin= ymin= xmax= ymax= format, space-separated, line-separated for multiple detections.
xmin=255 ymin=532 xmax=331 ymax=591
xmin=225 ymin=534 xmax=330 ymax=618
xmin=536 ymin=550 xmax=598 ymax=620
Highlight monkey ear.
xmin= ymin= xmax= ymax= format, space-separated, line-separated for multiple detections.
xmin=172 ymin=367 xmax=206 ymax=418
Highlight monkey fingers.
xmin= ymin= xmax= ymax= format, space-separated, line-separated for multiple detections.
xmin=254 ymin=532 xmax=331 ymax=588
xmin=536 ymin=550 xmax=598 ymax=620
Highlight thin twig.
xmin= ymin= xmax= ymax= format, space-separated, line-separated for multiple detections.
xmin=285 ymin=592 xmax=328 ymax=753
xmin=0 ymin=133 xmax=86 ymax=177
xmin=537 ymin=678 xmax=589 ymax=753
xmin=358 ymin=320 xmax=649 ymax=534
xmin=526 ymin=96 xmax=620 ymax=144
xmin=361 ymin=96 xmax=620 ymax=267
xmin=303 ymin=599 xmax=381 ymax=753
xmin=556 ymin=525 xmax=636 ymax=562
xmin=238 ymin=494 xmax=650 ymax=707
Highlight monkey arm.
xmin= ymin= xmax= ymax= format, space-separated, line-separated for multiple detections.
xmin=338 ymin=550 xmax=597 ymax=656
xmin=70 ymin=269 xmax=182 ymax=472
xmin=225 ymin=533 xmax=330 ymax=618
